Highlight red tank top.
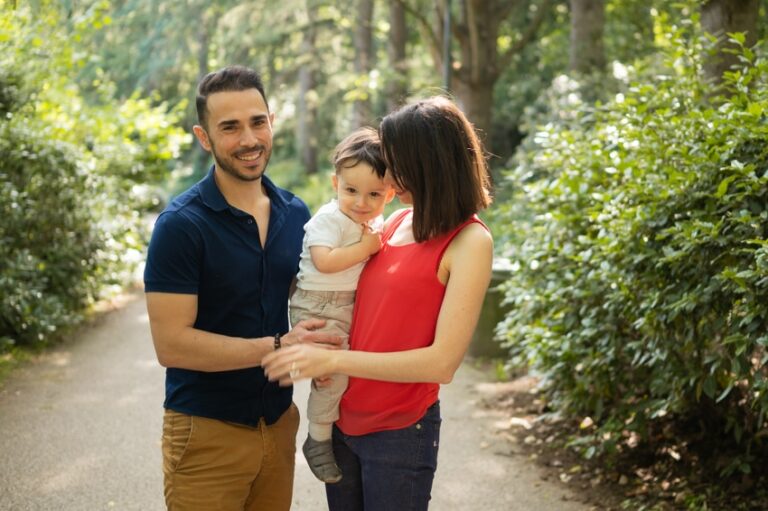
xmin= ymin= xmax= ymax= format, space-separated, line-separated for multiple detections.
xmin=336 ymin=210 xmax=485 ymax=435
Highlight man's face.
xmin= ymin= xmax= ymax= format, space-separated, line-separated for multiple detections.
xmin=193 ymin=88 xmax=274 ymax=182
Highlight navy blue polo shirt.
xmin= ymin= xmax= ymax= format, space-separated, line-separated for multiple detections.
xmin=144 ymin=167 xmax=310 ymax=426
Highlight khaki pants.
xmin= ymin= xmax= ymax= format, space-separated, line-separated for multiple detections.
xmin=290 ymin=288 xmax=353 ymax=425
xmin=161 ymin=404 xmax=299 ymax=511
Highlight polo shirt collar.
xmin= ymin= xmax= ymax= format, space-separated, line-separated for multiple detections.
xmin=199 ymin=165 xmax=290 ymax=212
xmin=199 ymin=166 xmax=229 ymax=211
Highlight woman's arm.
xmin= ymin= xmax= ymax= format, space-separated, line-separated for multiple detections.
xmin=262 ymin=222 xmax=493 ymax=384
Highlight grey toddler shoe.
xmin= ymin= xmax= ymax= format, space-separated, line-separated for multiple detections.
xmin=302 ymin=434 xmax=342 ymax=484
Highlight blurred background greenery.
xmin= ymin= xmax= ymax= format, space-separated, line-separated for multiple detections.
xmin=2 ymin=0 xmax=768 ymax=501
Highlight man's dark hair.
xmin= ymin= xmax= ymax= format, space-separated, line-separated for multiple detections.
xmin=380 ymin=96 xmax=492 ymax=242
xmin=196 ymin=66 xmax=268 ymax=128
xmin=332 ymin=127 xmax=387 ymax=179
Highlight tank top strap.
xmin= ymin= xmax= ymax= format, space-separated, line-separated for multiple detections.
xmin=432 ymin=214 xmax=488 ymax=250
xmin=382 ymin=209 xmax=413 ymax=243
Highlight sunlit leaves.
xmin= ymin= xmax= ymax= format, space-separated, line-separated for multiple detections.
xmin=495 ymin=9 xmax=768 ymax=475
xmin=1 ymin=2 xmax=188 ymax=350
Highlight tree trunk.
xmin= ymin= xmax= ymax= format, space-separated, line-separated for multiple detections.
xmin=568 ymin=0 xmax=605 ymax=74
xmin=450 ymin=0 xmax=503 ymax=143
xmin=453 ymin=78 xmax=494 ymax=147
xmin=386 ymin=0 xmax=408 ymax=112
xmin=194 ymin=18 xmax=212 ymax=175
xmin=297 ymin=2 xmax=319 ymax=174
xmin=353 ymin=0 xmax=374 ymax=128
xmin=400 ymin=0 xmax=550 ymax=151
xmin=701 ymin=0 xmax=760 ymax=85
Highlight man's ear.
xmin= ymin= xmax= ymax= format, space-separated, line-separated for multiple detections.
xmin=192 ymin=125 xmax=212 ymax=152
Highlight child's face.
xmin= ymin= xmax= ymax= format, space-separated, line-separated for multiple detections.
xmin=332 ymin=163 xmax=395 ymax=224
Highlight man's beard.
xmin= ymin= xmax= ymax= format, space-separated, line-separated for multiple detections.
xmin=210 ymin=140 xmax=271 ymax=182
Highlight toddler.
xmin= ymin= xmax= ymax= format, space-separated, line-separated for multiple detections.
xmin=291 ymin=127 xmax=394 ymax=483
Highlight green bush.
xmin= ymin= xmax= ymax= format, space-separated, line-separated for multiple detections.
xmin=0 ymin=121 xmax=101 ymax=348
xmin=0 ymin=4 xmax=189 ymax=351
xmin=496 ymin=19 xmax=768 ymax=473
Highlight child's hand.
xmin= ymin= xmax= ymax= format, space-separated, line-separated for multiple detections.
xmin=360 ymin=225 xmax=382 ymax=255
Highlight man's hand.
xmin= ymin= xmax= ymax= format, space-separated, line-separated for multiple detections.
xmin=281 ymin=319 xmax=343 ymax=349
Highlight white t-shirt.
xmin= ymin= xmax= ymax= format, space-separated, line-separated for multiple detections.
xmin=296 ymin=200 xmax=383 ymax=291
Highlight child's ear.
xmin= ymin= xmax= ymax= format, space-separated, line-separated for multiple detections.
xmin=385 ymin=187 xmax=396 ymax=203
xmin=331 ymin=173 xmax=339 ymax=192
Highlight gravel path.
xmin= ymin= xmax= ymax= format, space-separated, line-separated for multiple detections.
xmin=0 ymin=293 xmax=589 ymax=510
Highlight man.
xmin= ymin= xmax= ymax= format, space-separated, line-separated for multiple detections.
xmin=144 ymin=65 xmax=338 ymax=510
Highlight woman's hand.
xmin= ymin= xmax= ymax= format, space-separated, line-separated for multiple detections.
xmin=263 ymin=344 xmax=339 ymax=386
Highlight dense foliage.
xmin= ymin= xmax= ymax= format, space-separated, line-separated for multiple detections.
xmin=496 ymin=15 xmax=768 ymax=474
xmin=0 ymin=6 xmax=189 ymax=351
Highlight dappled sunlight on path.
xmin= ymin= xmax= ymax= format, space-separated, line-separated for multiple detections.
xmin=0 ymin=293 xmax=590 ymax=510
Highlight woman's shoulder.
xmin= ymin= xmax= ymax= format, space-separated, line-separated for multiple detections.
xmin=455 ymin=220 xmax=492 ymax=248
xmin=446 ymin=220 xmax=493 ymax=261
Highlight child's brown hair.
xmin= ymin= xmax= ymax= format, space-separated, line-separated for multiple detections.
xmin=332 ymin=127 xmax=387 ymax=178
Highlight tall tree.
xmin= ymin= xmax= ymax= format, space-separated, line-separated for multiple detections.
xmin=401 ymin=0 xmax=553 ymax=145
xmin=700 ymin=0 xmax=760 ymax=85
xmin=353 ymin=0 xmax=375 ymax=128
xmin=386 ymin=0 xmax=409 ymax=112
xmin=569 ymin=0 xmax=606 ymax=74
xmin=193 ymin=9 xmax=215 ymax=174
xmin=297 ymin=1 xmax=320 ymax=174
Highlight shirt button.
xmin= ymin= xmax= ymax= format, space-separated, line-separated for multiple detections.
xmin=247 ymin=219 xmax=253 ymax=224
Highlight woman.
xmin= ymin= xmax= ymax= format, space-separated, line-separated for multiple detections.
xmin=263 ymin=95 xmax=493 ymax=510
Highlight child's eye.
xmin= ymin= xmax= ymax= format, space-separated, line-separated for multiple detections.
xmin=345 ymin=187 xmax=357 ymax=193
xmin=370 ymin=192 xmax=381 ymax=198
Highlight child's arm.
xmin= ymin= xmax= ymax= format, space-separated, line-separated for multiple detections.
xmin=310 ymin=225 xmax=381 ymax=273
xmin=263 ymin=222 xmax=494 ymax=385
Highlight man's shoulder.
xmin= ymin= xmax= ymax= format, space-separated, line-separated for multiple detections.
xmin=164 ymin=183 xmax=202 ymax=214
xmin=264 ymin=177 xmax=310 ymax=218
xmin=154 ymin=185 xmax=208 ymax=232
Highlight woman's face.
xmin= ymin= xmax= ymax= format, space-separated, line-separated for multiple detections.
xmin=384 ymin=169 xmax=413 ymax=205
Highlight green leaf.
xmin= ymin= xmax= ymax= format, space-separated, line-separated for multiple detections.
xmin=715 ymin=175 xmax=738 ymax=198
xmin=702 ymin=376 xmax=717 ymax=399
xmin=747 ymin=102 xmax=763 ymax=117
xmin=716 ymin=385 xmax=733 ymax=403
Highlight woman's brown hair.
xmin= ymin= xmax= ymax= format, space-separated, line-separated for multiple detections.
xmin=379 ymin=96 xmax=492 ymax=242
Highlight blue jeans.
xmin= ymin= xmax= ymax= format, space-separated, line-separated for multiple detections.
xmin=325 ymin=401 xmax=441 ymax=511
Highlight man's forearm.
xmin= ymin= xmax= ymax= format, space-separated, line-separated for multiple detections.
xmin=151 ymin=326 xmax=275 ymax=372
